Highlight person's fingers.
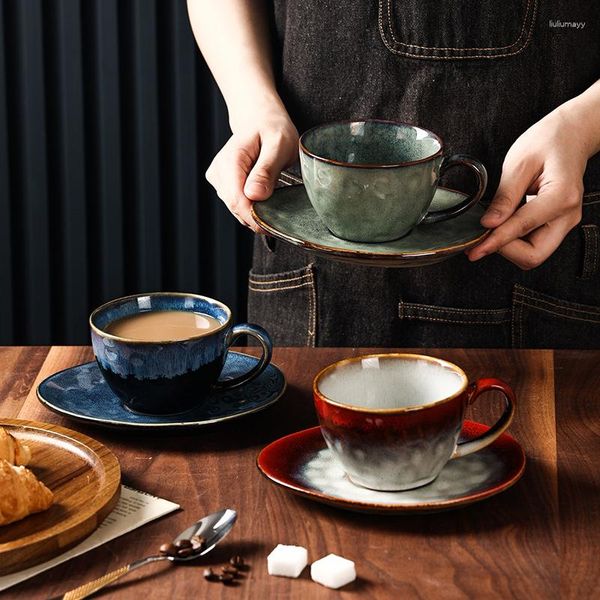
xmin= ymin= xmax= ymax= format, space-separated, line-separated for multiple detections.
xmin=208 ymin=138 xmax=266 ymax=231
xmin=222 ymin=186 xmax=264 ymax=232
xmin=236 ymin=200 xmax=266 ymax=233
xmin=223 ymin=145 xmax=268 ymax=232
xmin=480 ymin=156 xmax=540 ymax=229
xmin=244 ymin=132 xmax=295 ymax=201
xmin=207 ymin=155 xmax=246 ymax=226
xmin=206 ymin=132 xmax=291 ymax=232
xmin=496 ymin=216 xmax=577 ymax=270
xmin=468 ymin=184 xmax=571 ymax=261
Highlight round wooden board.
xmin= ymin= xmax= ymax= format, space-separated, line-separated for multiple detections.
xmin=0 ymin=419 xmax=121 ymax=576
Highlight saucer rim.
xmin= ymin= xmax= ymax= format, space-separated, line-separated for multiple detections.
xmin=251 ymin=185 xmax=490 ymax=260
xmin=36 ymin=352 xmax=287 ymax=429
xmin=256 ymin=422 xmax=526 ymax=514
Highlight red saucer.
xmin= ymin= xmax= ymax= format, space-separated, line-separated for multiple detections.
xmin=257 ymin=421 xmax=525 ymax=514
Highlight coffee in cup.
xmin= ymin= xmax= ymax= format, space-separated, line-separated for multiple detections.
xmin=105 ymin=310 xmax=222 ymax=341
xmin=313 ymin=353 xmax=515 ymax=491
xmin=299 ymin=120 xmax=487 ymax=243
xmin=90 ymin=292 xmax=273 ymax=415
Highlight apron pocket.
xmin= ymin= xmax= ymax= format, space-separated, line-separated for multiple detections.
xmin=512 ymin=284 xmax=600 ymax=349
xmin=378 ymin=0 xmax=538 ymax=60
xmin=398 ymin=300 xmax=512 ymax=348
xmin=248 ymin=265 xmax=317 ymax=347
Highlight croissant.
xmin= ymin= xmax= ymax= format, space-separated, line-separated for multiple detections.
xmin=0 ymin=459 xmax=54 ymax=526
xmin=0 ymin=427 xmax=31 ymax=466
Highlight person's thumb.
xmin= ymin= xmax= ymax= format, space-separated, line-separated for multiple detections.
xmin=244 ymin=136 xmax=294 ymax=201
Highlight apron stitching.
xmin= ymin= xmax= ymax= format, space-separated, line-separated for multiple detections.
xmin=378 ymin=0 xmax=537 ymax=55
xmin=593 ymin=228 xmax=598 ymax=274
xmin=518 ymin=298 xmax=524 ymax=347
xmin=400 ymin=303 xmax=510 ymax=316
xmin=513 ymin=289 xmax=600 ymax=316
xmin=399 ymin=302 xmax=510 ymax=323
xmin=581 ymin=226 xmax=590 ymax=279
xmin=380 ymin=47 xmax=536 ymax=61
xmin=589 ymin=226 xmax=599 ymax=276
xmin=513 ymin=290 xmax=575 ymax=312
xmin=248 ymin=282 xmax=313 ymax=293
xmin=517 ymin=298 xmax=523 ymax=348
xmin=513 ymin=302 xmax=600 ymax=324
xmin=511 ymin=288 xmax=522 ymax=348
xmin=307 ymin=282 xmax=316 ymax=346
xmin=580 ymin=225 xmax=596 ymax=279
xmin=249 ymin=273 xmax=313 ymax=286
xmin=379 ymin=0 xmax=532 ymax=52
xmin=401 ymin=315 xmax=511 ymax=325
xmin=306 ymin=265 xmax=317 ymax=347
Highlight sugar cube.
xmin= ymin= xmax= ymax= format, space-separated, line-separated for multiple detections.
xmin=310 ymin=553 xmax=356 ymax=589
xmin=267 ymin=544 xmax=308 ymax=578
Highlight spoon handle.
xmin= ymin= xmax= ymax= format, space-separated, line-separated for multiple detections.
xmin=62 ymin=555 xmax=165 ymax=600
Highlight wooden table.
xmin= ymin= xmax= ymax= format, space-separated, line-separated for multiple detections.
xmin=1 ymin=346 xmax=599 ymax=599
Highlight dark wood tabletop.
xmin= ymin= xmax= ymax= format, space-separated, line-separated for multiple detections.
xmin=1 ymin=346 xmax=599 ymax=599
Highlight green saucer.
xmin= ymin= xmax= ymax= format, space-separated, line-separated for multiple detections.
xmin=252 ymin=185 xmax=489 ymax=268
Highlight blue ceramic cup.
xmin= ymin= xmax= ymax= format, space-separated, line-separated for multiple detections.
xmin=90 ymin=292 xmax=273 ymax=415
xmin=300 ymin=120 xmax=488 ymax=243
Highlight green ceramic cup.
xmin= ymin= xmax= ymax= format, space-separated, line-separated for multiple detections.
xmin=299 ymin=120 xmax=488 ymax=243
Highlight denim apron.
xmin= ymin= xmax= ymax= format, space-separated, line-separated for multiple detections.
xmin=248 ymin=1 xmax=600 ymax=348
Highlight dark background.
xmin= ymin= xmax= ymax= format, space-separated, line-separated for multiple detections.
xmin=0 ymin=0 xmax=253 ymax=345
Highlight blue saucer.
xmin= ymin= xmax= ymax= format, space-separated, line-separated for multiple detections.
xmin=37 ymin=352 xmax=286 ymax=429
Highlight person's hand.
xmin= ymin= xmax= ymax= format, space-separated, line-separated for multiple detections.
xmin=206 ymin=107 xmax=299 ymax=232
xmin=466 ymin=108 xmax=589 ymax=269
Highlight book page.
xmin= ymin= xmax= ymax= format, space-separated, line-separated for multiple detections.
xmin=0 ymin=485 xmax=180 ymax=592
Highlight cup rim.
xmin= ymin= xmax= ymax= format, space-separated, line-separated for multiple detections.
xmin=89 ymin=291 xmax=232 ymax=345
xmin=313 ymin=353 xmax=469 ymax=413
xmin=299 ymin=119 xmax=444 ymax=169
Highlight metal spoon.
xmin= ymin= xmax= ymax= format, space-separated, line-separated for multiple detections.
xmin=60 ymin=508 xmax=237 ymax=600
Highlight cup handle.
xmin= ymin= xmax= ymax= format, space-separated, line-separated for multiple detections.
xmin=213 ymin=323 xmax=273 ymax=390
xmin=451 ymin=378 xmax=516 ymax=459
xmin=421 ymin=154 xmax=488 ymax=225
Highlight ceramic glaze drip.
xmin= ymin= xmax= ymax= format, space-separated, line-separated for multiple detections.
xmin=299 ymin=447 xmax=503 ymax=504
xmin=319 ymin=359 xmax=463 ymax=409
xmin=37 ymin=355 xmax=285 ymax=427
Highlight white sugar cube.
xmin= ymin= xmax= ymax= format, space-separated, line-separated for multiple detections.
xmin=311 ymin=553 xmax=356 ymax=589
xmin=267 ymin=544 xmax=308 ymax=578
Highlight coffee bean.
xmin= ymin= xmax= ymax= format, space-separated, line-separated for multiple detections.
xmin=159 ymin=543 xmax=177 ymax=557
xmin=230 ymin=555 xmax=245 ymax=568
xmin=219 ymin=572 xmax=235 ymax=584
xmin=174 ymin=538 xmax=193 ymax=549
xmin=176 ymin=546 xmax=195 ymax=558
xmin=203 ymin=567 xmax=218 ymax=582
xmin=221 ymin=565 xmax=239 ymax=577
